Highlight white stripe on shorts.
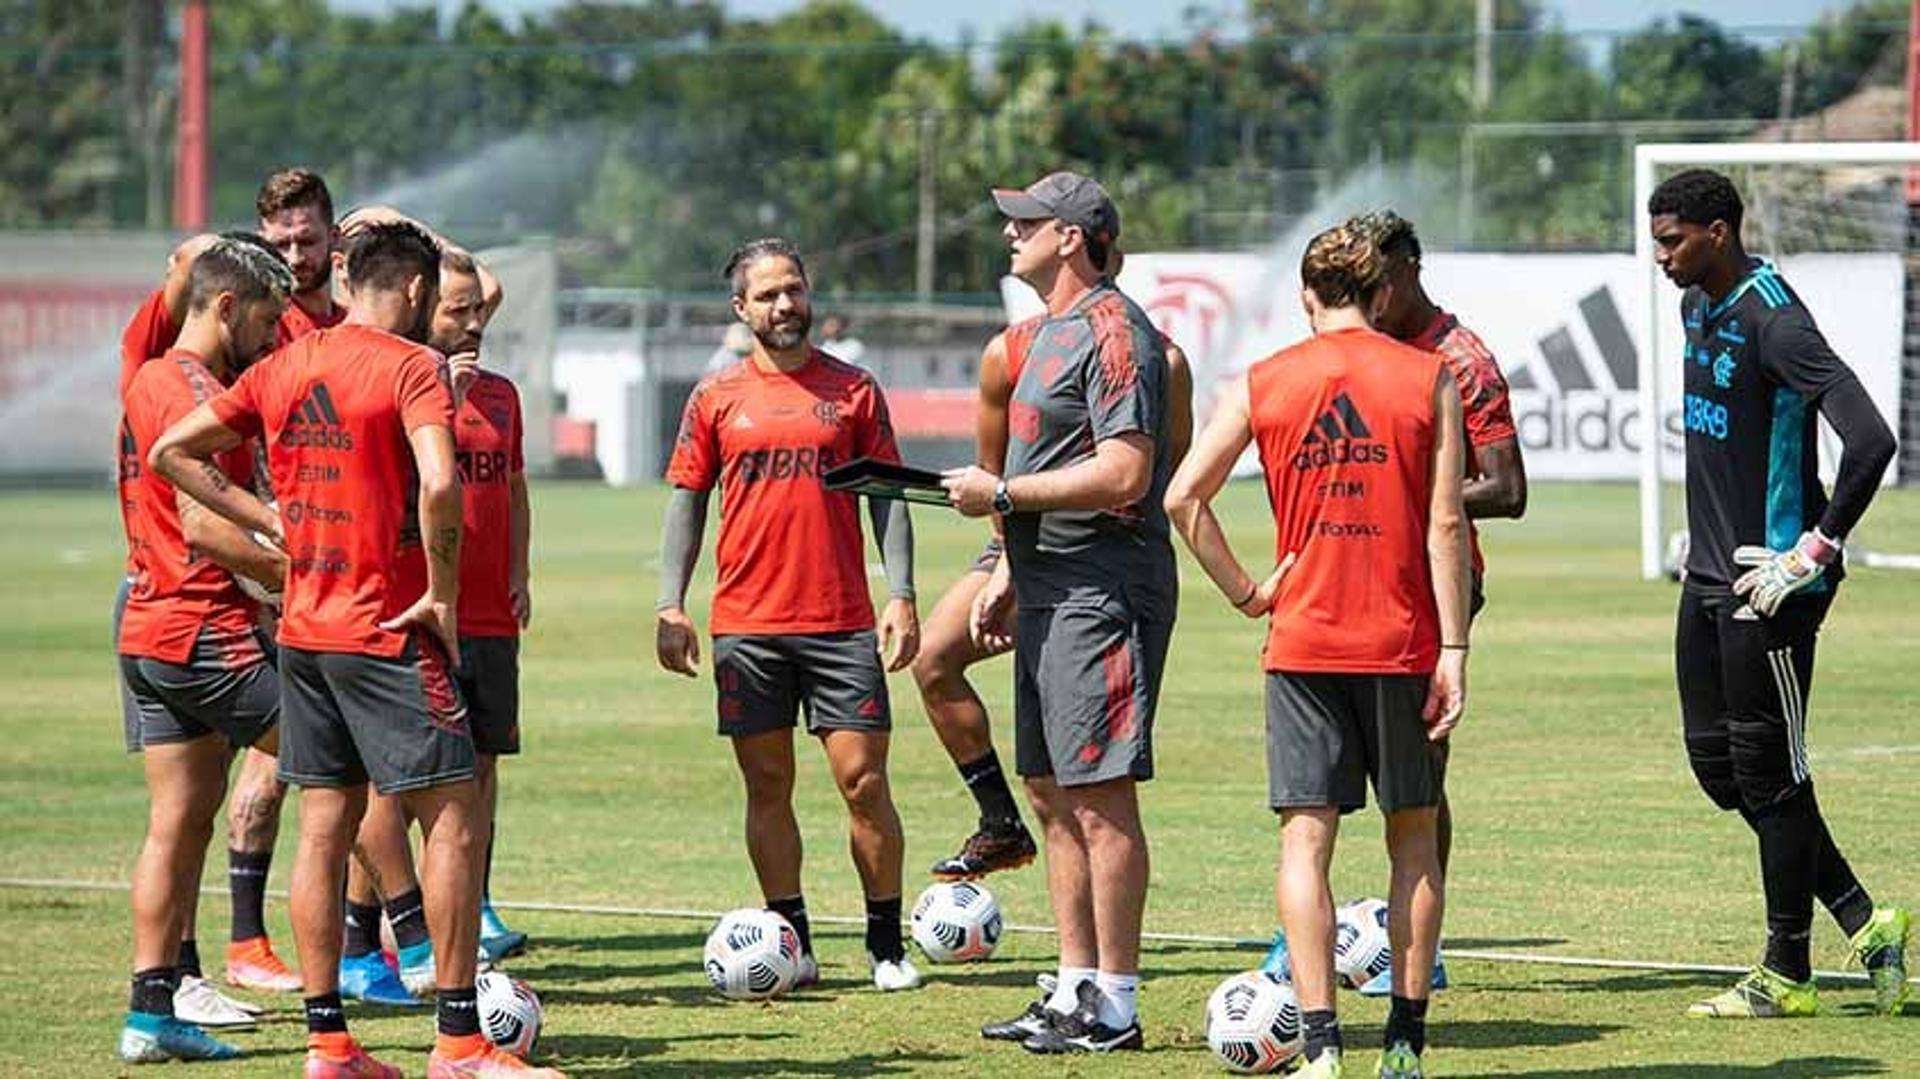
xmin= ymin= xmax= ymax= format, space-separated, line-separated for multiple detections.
xmin=1768 ymin=647 xmax=1809 ymax=785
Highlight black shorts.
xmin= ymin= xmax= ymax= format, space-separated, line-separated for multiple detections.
xmin=1013 ymin=597 xmax=1172 ymax=787
xmin=1676 ymin=585 xmax=1832 ymax=812
xmin=120 ymin=624 xmax=279 ymax=750
xmin=457 ymin=635 xmax=520 ymax=756
xmin=277 ymin=633 xmax=473 ymax=795
xmin=712 ymin=630 xmax=891 ymax=737
xmin=1264 ymin=671 xmax=1444 ymax=814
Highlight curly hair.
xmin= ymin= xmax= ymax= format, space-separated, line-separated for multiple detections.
xmin=1648 ymin=169 xmax=1744 ymax=233
xmin=1300 ymin=223 xmax=1386 ymax=309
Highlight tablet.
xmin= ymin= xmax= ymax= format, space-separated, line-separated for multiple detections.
xmin=822 ymin=456 xmax=952 ymax=507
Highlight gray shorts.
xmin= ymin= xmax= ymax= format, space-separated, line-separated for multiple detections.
xmin=278 ymin=633 xmax=474 ymax=795
xmin=712 ymin=630 xmax=891 ymax=737
xmin=1013 ymin=599 xmax=1171 ymax=787
xmin=120 ymin=625 xmax=279 ymax=750
xmin=1265 ymin=671 xmax=1444 ymax=814
xmin=457 ymin=635 xmax=520 ymax=756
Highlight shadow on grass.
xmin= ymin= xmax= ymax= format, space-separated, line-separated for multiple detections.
xmin=533 ymin=982 xmax=746 ymax=1009
xmin=1455 ymin=1059 xmax=1886 ymax=1078
xmin=1437 ymin=1017 xmax=1622 ymax=1050
xmin=552 ymin=1042 xmax=959 ymax=1077
xmin=1526 ymin=968 xmax=1733 ymax=994
xmin=530 ymin=931 xmax=709 ymax=954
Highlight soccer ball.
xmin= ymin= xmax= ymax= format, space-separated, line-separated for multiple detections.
xmin=910 ymin=880 xmax=1004 ymax=963
xmin=1204 ymin=970 xmax=1303 ymax=1073
xmin=1333 ymin=898 xmax=1392 ymax=988
xmin=703 ymin=909 xmax=801 ymax=1000
xmin=475 ymin=971 xmax=542 ymax=1057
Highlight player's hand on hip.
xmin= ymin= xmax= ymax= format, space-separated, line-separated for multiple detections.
xmin=941 ymin=466 xmax=999 ymax=518
xmin=878 ymin=597 xmax=920 ymax=672
xmin=379 ymin=592 xmax=460 ymax=666
xmin=1422 ymin=647 xmax=1467 ymax=742
xmin=1732 ymin=530 xmax=1838 ymax=618
xmin=1235 ymin=552 xmax=1297 ymax=618
xmin=656 ymin=606 xmax=701 ymax=677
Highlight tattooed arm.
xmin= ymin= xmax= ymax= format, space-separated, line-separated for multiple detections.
xmin=379 ymin=422 xmax=463 ymax=655
xmin=150 ymin=403 xmax=282 ymax=545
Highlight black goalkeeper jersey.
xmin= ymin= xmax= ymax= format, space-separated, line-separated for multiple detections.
xmin=1679 ymin=260 xmax=1852 ymax=592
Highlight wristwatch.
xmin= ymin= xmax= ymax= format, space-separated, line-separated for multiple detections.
xmin=991 ymin=479 xmax=1014 ymax=515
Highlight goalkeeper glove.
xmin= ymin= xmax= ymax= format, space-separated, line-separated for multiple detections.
xmin=1732 ymin=529 xmax=1841 ymax=618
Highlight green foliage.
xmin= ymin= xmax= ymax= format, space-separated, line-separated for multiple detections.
xmin=0 ymin=0 xmax=1907 ymax=281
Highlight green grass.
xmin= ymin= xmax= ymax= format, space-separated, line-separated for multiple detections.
xmin=1 ymin=481 xmax=1917 ymax=1077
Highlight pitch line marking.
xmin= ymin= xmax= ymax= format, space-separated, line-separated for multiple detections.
xmin=3 ymin=876 xmax=1910 ymax=988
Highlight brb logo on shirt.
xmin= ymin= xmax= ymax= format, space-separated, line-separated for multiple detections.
xmin=736 ymin=446 xmax=839 ymax=484
xmin=1292 ymin=394 xmax=1389 ymax=471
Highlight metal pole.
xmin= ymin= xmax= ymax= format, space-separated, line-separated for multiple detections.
xmin=1473 ymin=0 xmax=1494 ymax=112
xmin=172 ymin=0 xmax=210 ymax=230
xmin=1635 ymin=145 xmax=1663 ymax=581
xmin=915 ymin=112 xmax=936 ymax=303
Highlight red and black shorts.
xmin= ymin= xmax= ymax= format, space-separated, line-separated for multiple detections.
xmin=711 ymin=630 xmax=891 ymax=737
xmin=277 ymin=632 xmax=473 ymax=794
xmin=120 ymin=622 xmax=278 ymax=750
xmin=1012 ymin=596 xmax=1172 ymax=787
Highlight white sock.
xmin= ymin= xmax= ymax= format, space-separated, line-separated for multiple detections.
xmin=1095 ymin=971 xmax=1139 ymax=1028
xmin=1048 ymin=966 xmax=1095 ymax=1013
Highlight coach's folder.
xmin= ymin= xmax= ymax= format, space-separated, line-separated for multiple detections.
xmin=823 ymin=457 xmax=952 ymax=507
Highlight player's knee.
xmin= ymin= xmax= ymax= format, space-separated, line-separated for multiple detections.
xmin=1684 ymin=735 xmax=1742 ymax=811
xmin=1727 ymin=714 xmax=1803 ymax=809
xmin=835 ymin=766 xmax=891 ymax=817
xmin=740 ymin=761 xmax=795 ymax=805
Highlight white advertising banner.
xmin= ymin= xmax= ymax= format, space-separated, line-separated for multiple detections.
xmin=1003 ymin=253 xmax=1904 ymax=482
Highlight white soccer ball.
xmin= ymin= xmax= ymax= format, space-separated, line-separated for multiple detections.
xmin=1333 ymin=897 xmax=1392 ymax=989
xmin=703 ymin=908 xmax=801 ymax=1000
xmin=1204 ymin=970 xmax=1303 ymax=1073
xmin=910 ymin=880 xmax=1004 ymax=963
xmin=475 ymin=971 xmax=542 ymax=1057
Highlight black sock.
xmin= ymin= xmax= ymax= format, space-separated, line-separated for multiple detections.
xmin=130 ymin=967 xmax=177 ymax=1017
xmin=437 ymin=986 xmax=480 ymax=1037
xmin=957 ymin=749 xmax=1021 ymax=829
xmin=228 ymin=848 xmax=273 ymax=942
xmin=865 ymin=896 xmax=904 ymax=962
xmin=343 ymin=900 xmax=384 ymax=958
xmin=385 ymin=887 xmax=429 ymax=951
xmin=1385 ymin=995 xmax=1429 ymax=1055
xmin=1303 ymin=1009 xmax=1342 ymax=1061
xmin=767 ymin=895 xmax=812 ymax=955
xmin=304 ymin=992 xmax=348 ymax=1035
xmin=1808 ymin=794 xmax=1874 ymax=939
xmin=1752 ymin=792 xmax=1820 ymax=983
xmin=176 ymin=939 xmax=202 ymax=980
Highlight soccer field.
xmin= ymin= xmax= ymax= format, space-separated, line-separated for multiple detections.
xmin=1 ymin=481 xmax=1916 ymax=1077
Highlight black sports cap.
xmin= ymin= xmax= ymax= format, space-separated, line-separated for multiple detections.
xmin=991 ymin=171 xmax=1120 ymax=243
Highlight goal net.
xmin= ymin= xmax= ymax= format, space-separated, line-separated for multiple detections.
xmin=1632 ymin=141 xmax=1920 ymax=580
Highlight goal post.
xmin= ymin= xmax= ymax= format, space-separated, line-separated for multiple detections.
xmin=1631 ymin=140 xmax=1920 ymax=581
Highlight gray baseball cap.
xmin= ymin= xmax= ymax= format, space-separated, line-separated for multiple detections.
xmin=991 ymin=171 xmax=1120 ymax=242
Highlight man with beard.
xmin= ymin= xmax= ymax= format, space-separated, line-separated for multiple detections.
xmin=116 ymin=236 xmax=295 ymax=1063
xmin=656 ymin=237 xmax=923 ymax=992
xmin=153 ymin=222 xmax=561 ymax=1078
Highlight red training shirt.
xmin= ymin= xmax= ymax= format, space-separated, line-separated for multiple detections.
xmin=209 ymin=324 xmax=453 ymax=657
xmin=456 ymin=370 xmax=525 ymax=638
xmin=1248 ymin=326 xmax=1445 ymax=675
xmin=118 ymin=350 xmax=261 ymax=663
xmin=666 ymin=350 xmax=900 ymax=636
xmin=1409 ymin=310 xmax=1516 ymax=577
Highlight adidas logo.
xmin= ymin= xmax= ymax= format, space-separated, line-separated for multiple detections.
xmin=733 ymin=413 xmax=755 ymax=429
xmin=1292 ymin=393 xmax=1387 ymax=471
xmin=278 ymin=382 xmax=354 ymax=450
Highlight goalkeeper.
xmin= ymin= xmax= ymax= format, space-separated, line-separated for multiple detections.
xmin=1649 ymin=169 xmax=1907 ymax=1019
